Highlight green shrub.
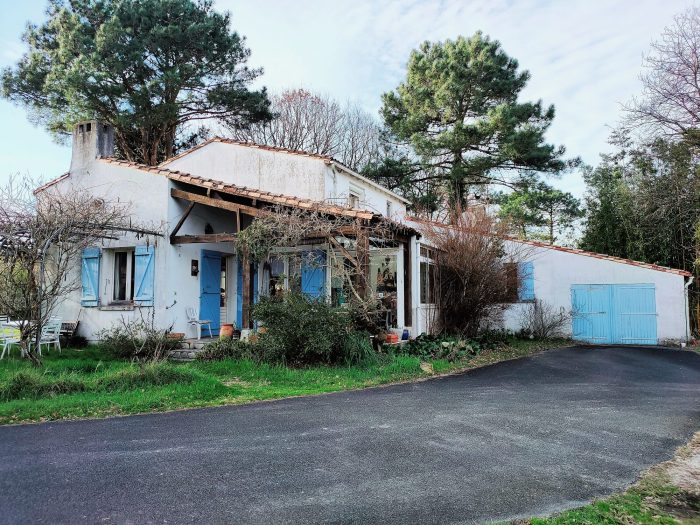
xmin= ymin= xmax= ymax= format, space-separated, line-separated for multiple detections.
xmin=251 ymin=292 xmax=353 ymax=365
xmin=342 ymin=331 xmax=376 ymax=365
xmin=196 ymin=338 xmax=255 ymax=361
xmin=400 ymin=334 xmax=480 ymax=361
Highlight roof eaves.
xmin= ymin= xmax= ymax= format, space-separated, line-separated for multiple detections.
xmin=33 ymin=172 xmax=71 ymax=195
xmin=408 ymin=216 xmax=692 ymax=277
xmin=329 ymin=161 xmax=412 ymax=205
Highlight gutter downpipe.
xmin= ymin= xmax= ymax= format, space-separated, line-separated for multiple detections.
xmin=685 ymin=275 xmax=694 ymax=343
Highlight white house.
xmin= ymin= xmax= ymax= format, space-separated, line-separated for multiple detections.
xmin=41 ymin=121 xmax=692 ymax=346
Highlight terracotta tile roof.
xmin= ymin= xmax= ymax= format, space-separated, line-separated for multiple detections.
xmin=33 ymin=173 xmax=70 ymax=194
xmin=514 ymin=238 xmax=693 ymax=277
xmin=408 ymin=216 xmax=692 ymax=277
xmin=99 ymin=157 xmax=378 ymax=220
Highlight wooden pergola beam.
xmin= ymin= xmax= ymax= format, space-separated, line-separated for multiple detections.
xmin=169 ymin=202 xmax=195 ymax=241
xmin=170 ymin=233 xmax=237 ymax=244
xmin=171 ymin=188 xmax=260 ymax=217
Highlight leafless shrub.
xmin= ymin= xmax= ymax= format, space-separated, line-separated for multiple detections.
xmin=519 ymin=299 xmax=570 ymax=339
xmin=96 ymin=311 xmax=177 ymax=362
xmin=423 ymin=210 xmax=527 ymax=337
xmin=229 ymin=89 xmax=382 ymax=171
xmin=0 ymin=176 xmax=158 ymax=364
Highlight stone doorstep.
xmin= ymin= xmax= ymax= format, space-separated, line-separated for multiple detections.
xmin=168 ymin=347 xmax=205 ymax=362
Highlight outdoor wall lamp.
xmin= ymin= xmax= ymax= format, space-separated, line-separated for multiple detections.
xmin=191 ymin=260 xmax=199 ymax=276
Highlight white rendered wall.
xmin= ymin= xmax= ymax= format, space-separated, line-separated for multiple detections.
xmin=501 ymin=242 xmax=689 ymax=342
xmin=165 ymin=141 xmax=407 ymax=218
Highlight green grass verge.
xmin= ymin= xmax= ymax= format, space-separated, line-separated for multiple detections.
xmin=0 ymin=338 xmax=565 ymax=425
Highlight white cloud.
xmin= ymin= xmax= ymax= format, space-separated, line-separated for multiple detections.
xmin=1 ymin=0 xmax=692 ymax=196
xmin=218 ymin=0 xmax=690 ymax=196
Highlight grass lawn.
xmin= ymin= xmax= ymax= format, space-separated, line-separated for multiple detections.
xmin=0 ymin=338 xmax=564 ymax=425
xmin=511 ymin=434 xmax=700 ymax=525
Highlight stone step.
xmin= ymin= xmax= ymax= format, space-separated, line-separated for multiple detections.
xmin=168 ymin=348 xmax=203 ymax=361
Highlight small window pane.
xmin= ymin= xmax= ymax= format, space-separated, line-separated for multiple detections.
xmin=113 ymin=252 xmax=128 ymax=301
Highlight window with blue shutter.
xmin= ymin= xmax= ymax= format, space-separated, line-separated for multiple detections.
xmin=133 ymin=245 xmax=155 ymax=306
xmin=301 ymin=250 xmax=326 ymax=300
xmin=518 ymin=261 xmax=535 ymax=301
xmin=81 ymin=247 xmax=101 ymax=307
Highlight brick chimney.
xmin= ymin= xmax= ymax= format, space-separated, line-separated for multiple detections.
xmin=69 ymin=120 xmax=115 ymax=175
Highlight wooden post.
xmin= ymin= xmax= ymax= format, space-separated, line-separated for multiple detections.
xmin=242 ymin=248 xmax=251 ymax=329
xmin=355 ymin=221 xmax=370 ymax=299
xmin=403 ymin=238 xmax=412 ymax=326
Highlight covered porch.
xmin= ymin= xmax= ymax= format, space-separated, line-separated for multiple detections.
xmin=163 ymin=170 xmax=419 ymax=338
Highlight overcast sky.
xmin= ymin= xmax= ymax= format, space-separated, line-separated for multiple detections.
xmin=0 ymin=0 xmax=692 ymax=196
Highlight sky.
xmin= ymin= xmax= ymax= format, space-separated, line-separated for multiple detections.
xmin=0 ymin=0 xmax=692 ymax=197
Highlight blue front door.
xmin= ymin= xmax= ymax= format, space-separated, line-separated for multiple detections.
xmin=571 ymin=284 xmax=657 ymax=345
xmin=200 ymin=250 xmax=221 ymax=336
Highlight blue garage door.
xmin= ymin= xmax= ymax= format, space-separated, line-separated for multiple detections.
xmin=571 ymin=284 xmax=657 ymax=345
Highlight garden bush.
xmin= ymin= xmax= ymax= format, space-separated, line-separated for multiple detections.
xmin=342 ymin=331 xmax=376 ymax=365
xmin=251 ymin=292 xmax=366 ymax=365
xmin=196 ymin=338 xmax=255 ymax=361
xmin=399 ymin=334 xmax=480 ymax=361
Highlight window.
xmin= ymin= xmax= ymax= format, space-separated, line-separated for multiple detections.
xmin=348 ymin=184 xmax=364 ymax=209
xmin=112 ymin=250 xmax=135 ymax=302
xmin=420 ymin=261 xmax=437 ymax=304
xmin=81 ymin=245 xmax=155 ymax=307
xmin=504 ymin=263 xmax=519 ymax=303
xmin=504 ymin=261 xmax=535 ymax=302
xmin=267 ymin=257 xmax=285 ymax=296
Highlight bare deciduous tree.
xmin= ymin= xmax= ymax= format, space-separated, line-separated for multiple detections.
xmin=625 ymin=7 xmax=700 ymax=142
xmin=422 ymin=211 xmax=528 ymax=337
xmin=0 ymin=176 xmax=157 ymax=364
xmin=229 ymin=89 xmax=382 ymax=171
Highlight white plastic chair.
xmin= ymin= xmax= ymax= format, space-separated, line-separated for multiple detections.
xmin=30 ymin=318 xmax=62 ymax=356
xmin=1 ymin=321 xmax=21 ymax=359
xmin=186 ymin=308 xmax=213 ymax=340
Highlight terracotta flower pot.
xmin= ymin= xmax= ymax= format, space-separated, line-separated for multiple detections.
xmin=220 ymin=324 xmax=235 ymax=339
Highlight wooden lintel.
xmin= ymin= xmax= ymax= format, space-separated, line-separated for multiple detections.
xmin=171 ymin=187 xmax=260 ymax=217
xmin=170 ymin=233 xmax=237 ymax=244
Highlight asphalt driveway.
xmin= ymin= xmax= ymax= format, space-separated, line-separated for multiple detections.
xmin=1 ymin=346 xmax=700 ymax=524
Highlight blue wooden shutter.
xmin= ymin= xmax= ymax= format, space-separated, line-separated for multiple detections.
xmin=81 ymin=247 xmax=101 ymax=307
xmin=301 ymin=250 xmax=326 ymax=300
xmin=518 ymin=262 xmax=535 ymax=301
xmin=134 ymin=245 xmax=155 ymax=306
